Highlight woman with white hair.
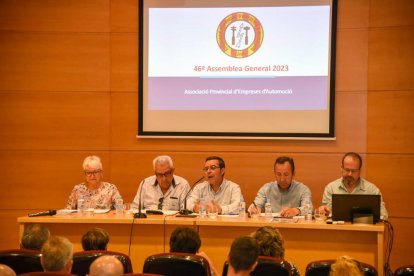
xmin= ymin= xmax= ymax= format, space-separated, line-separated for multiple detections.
xmin=66 ymin=156 xmax=121 ymax=209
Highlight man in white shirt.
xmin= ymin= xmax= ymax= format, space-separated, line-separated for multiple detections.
xmin=187 ymin=156 xmax=242 ymax=215
xmin=132 ymin=155 xmax=190 ymax=211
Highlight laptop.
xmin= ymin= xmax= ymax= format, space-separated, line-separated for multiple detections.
xmin=332 ymin=194 xmax=381 ymax=223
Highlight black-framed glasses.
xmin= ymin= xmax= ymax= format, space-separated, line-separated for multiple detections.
xmin=155 ymin=170 xmax=172 ymax=178
xmin=158 ymin=197 xmax=164 ymax=210
xmin=202 ymin=165 xmax=221 ymax=172
xmin=84 ymin=170 xmax=102 ymax=176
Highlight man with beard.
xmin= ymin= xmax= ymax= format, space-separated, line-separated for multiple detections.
xmin=319 ymin=152 xmax=388 ymax=219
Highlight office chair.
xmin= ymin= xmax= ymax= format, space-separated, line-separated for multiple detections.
xmin=0 ymin=249 xmax=43 ymax=274
xmin=71 ymin=250 xmax=133 ymax=276
xmin=305 ymin=259 xmax=378 ymax=276
xmin=143 ymin=252 xmax=211 ymax=276
xmin=394 ymin=265 xmax=414 ymax=275
xmin=222 ymin=256 xmax=293 ymax=276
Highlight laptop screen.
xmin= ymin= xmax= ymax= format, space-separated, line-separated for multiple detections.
xmin=332 ymin=194 xmax=381 ymax=223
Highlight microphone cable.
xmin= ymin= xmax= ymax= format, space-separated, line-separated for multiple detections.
xmin=382 ymin=219 xmax=394 ymax=276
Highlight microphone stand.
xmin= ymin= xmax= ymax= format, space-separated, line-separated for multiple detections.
xmin=134 ymin=180 xmax=147 ymax=218
xmin=178 ymin=176 xmax=205 ymax=216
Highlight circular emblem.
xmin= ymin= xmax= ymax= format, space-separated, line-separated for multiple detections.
xmin=216 ymin=12 xmax=264 ymax=58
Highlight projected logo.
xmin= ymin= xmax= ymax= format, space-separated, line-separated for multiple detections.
xmin=216 ymin=12 xmax=264 ymax=58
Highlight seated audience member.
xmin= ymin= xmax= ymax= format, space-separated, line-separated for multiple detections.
xmin=41 ymin=236 xmax=73 ymax=273
xmin=89 ymin=255 xmax=123 ymax=276
xmin=227 ymin=236 xmax=259 ymax=276
xmin=0 ymin=264 xmax=16 ymax=276
xmin=21 ymin=223 xmax=50 ymax=251
xmin=187 ymin=156 xmax=242 ymax=215
xmin=81 ymin=227 xmax=109 ymax=251
xmin=251 ymin=226 xmax=299 ymax=276
xmin=319 ymin=152 xmax=388 ymax=219
xmin=132 ymin=155 xmax=190 ymax=211
xmin=169 ymin=227 xmax=219 ymax=276
xmin=248 ymin=156 xmax=312 ymax=217
xmin=66 ymin=155 xmax=122 ymax=209
xmin=329 ymin=255 xmax=364 ymax=276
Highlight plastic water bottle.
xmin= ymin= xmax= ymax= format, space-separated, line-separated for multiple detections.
xmin=303 ymin=196 xmax=312 ymax=221
xmin=77 ymin=196 xmax=85 ymax=215
xmin=265 ymin=200 xmax=272 ymax=219
xmin=199 ymin=196 xmax=206 ymax=218
xmin=115 ymin=196 xmax=124 ymax=215
xmin=239 ymin=196 xmax=246 ymax=218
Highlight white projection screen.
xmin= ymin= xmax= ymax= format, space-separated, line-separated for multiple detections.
xmin=138 ymin=0 xmax=337 ymax=139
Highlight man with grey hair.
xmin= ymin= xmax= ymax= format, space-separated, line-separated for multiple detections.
xmin=132 ymin=155 xmax=190 ymax=211
xmin=89 ymin=256 xmax=123 ymax=276
xmin=20 ymin=223 xmax=50 ymax=251
xmin=41 ymin=236 xmax=73 ymax=273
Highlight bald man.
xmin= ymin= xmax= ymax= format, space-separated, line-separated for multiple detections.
xmin=89 ymin=256 xmax=123 ymax=276
xmin=0 ymin=264 xmax=16 ymax=276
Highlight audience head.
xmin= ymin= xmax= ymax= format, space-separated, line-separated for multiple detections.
xmin=41 ymin=236 xmax=73 ymax=272
xmin=0 ymin=264 xmax=16 ymax=276
xmin=329 ymin=255 xmax=364 ymax=276
xmin=169 ymin=227 xmax=201 ymax=254
xmin=251 ymin=226 xmax=285 ymax=258
xmin=21 ymin=223 xmax=50 ymax=251
xmin=81 ymin=227 xmax=110 ymax=251
xmin=228 ymin=236 xmax=259 ymax=274
xmin=89 ymin=255 xmax=123 ymax=276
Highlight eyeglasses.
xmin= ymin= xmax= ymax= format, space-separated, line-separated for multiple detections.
xmin=84 ymin=170 xmax=102 ymax=176
xmin=342 ymin=167 xmax=360 ymax=174
xmin=158 ymin=197 xmax=164 ymax=210
xmin=202 ymin=165 xmax=221 ymax=172
xmin=155 ymin=170 xmax=172 ymax=178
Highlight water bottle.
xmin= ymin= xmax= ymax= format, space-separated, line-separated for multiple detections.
xmin=303 ymin=196 xmax=312 ymax=221
xmin=265 ymin=200 xmax=272 ymax=219
xmin=199 ymin=196 xmax=206 ymax=218
xmin=77 ymin=196 xmax=85 ymax=215
xmin=115 ymin=196 xmax=124 ymax=215
xmin=239 ymin=196 xmax=246 ymax=218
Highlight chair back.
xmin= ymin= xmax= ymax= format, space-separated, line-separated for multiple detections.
xmin=0 ymin=249 xmax=43 ymax=274
xmin=19 ymin=273 xmax=78 ymax=276
xmin=71 ymin=250 xmax=133 ymax=276
xmin=394 ymin=265 xmax=414 ymax=276
xmin=143 ymin=252 xmax=211 ymax=276
xmin=305 ymin=259 xmax=378 ymax=276
xmin=222 ymin=256 xmax=293 ymax=276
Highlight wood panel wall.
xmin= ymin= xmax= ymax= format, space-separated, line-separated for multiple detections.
xmin=0 ymin=0 xmax=413 ymax=272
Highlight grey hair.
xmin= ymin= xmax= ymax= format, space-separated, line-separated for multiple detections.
xmin=82 ymin=156 xmax=103 ymax=170
xmin=153 ymin=155 xmax=173 ymax=170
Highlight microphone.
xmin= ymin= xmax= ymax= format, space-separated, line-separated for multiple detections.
xmin=28 ymin=210 xmax=57 ymax=217
xmin=179 ymin=176 xmax=205 ymax=216
xmin=134 ymin=180 xmax=147 ymax=219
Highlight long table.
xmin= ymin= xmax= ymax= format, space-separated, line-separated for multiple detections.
xmin=17 ymin=213 xmax=385 ymax=275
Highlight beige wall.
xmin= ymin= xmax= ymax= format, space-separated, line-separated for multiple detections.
xmin=0 ymin=0 xmax=413 ymax=272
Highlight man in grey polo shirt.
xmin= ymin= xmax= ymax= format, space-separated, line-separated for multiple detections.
xmin=319 ymin=152 xmax=388 ymax=219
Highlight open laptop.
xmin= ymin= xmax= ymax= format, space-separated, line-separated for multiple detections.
xmin=332 ymin=194 xmax=381 ymax=223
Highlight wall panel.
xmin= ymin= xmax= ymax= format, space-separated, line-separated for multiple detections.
xmin=0 ymin=92 xmax=111 ymax=150
xmin=0 ymin=33 xmax=111 ymax=92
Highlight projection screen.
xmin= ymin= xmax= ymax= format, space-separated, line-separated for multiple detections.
xmin=138 ymin=0 xmax=337 ymax=139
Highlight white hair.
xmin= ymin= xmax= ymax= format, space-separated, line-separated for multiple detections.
xmin=152 ymin=155 xmax=173 ymax=170
xmin=82 ymin=156 xmax=103 ymax=170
